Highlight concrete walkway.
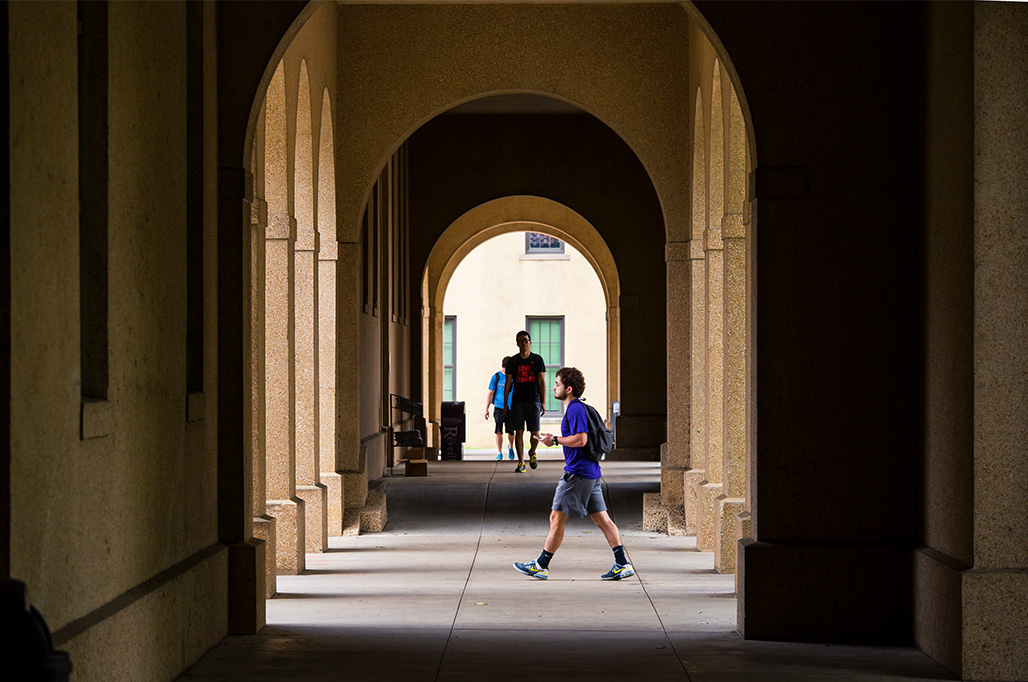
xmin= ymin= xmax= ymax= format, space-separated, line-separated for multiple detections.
xmin=180 ymin=460 xmax=955 ymax=682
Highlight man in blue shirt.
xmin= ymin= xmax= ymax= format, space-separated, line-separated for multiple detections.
xmin=513 ymin=367 xmax=634 ymax=581
xmin=484 ymin=357 xmax=515 ymax=460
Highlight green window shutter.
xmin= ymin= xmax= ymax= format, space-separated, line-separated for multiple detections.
xmin=443 ymin=316 xmax=456 ymax=402
xmin=527 ymin=316 xmax=564 ymax=414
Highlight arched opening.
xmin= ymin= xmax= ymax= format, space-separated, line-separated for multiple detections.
xmin=421 ymin=196 xmax=621 ymax=452
xmin=232 ymin=0 xmax=757 ymax=639
xmin=440 ymin=230 xmax=609 ymax=456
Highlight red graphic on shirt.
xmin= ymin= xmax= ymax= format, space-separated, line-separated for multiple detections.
xmin=516 ymin=362 xmax=536 ymax=384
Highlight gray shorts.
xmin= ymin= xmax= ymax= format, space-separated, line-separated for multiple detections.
xmin=551 ymin=473 xmax=607 ymax=519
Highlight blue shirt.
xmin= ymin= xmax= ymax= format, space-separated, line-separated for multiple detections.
xmin=561 ymin=399 xmax=602 ymax=479
xmin=488 ymin=372 xmax=511 ymax=408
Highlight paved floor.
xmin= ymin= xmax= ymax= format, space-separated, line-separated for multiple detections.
xmin=180 ymin=460 xmax=956 ymax=682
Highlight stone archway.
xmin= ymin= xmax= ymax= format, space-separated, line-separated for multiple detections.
xmin=222 ymin=0 xmax=760 ymax=635
xmin=421 ymin=196 xmax=621 ymax=446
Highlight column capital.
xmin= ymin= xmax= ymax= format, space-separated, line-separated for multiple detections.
xmin=266 ymin=213 xmax=296 ymax=241
xmin=336 ymin=241 xmax=359 ymax=260
xmin=690 ymin=239 xmax=707 ymax=261
xmin=723 ymin=213 xmax=745 ymax=240
xmin=705 ymin=227 xmax=724 ymax=251
xmin=666 ymin=241 xmax=691 ymax=262
xmin=295 ymin=224 xmax=318 ymax=252
xmin=249 ymin=197 xmax=268 ymax=227
xmin=318 ymin=241 xmax=339 ymax=261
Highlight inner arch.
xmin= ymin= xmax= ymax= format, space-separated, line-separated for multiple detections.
xmin=422 ymin=196 xmax=621 ymax=446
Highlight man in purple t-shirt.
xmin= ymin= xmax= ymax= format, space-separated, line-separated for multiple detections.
xmin=512 ymin=367 xmax=634 ymax=581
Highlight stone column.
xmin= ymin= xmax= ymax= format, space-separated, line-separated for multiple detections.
xmin=607 ymin=303 xmax=620 ymax=423
xmin=265 ymin=213 xmax=305 ymax=574
xmin=664 ymin=241 xmax=691 ymax=506
xmin=249 ymin=197 xmax=276 ymax=597
xmin=294 ymin=224 xmax=327 ymax=553
xmin=684 ymin=239 xmax=707 ymax=535
xmin=220 ymin=165 xmax=265 ymax=633
xmin=716 ymin=212 xmax=747 ymax=573
xmin=336 ymin=241 xmax=367 ymax=508
xmin=424 ymin=304 xmax=444 ymax=450
xmin=698 ymin=225 xmax=724 ymax=552
xmin=963 ymin=6 xmax=1028 ymax=679
xmin=319 ymin=238 xmax=343 ymax=535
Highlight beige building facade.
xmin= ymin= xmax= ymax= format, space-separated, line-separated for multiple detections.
xmin=5 ymin=2 xmax=1027 ymax=681
xmin=443 ymin=231 xmax=608 ymax=450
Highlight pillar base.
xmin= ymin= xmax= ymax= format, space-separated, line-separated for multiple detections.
xmin=265 ymin=498 xmax=306 ymax=575
xmin=683 ymin=468 xmax=705 ymax=536
xmin=660 ymin=442 xmax=687 ymax=505
xmin=227 ymin=539 xmax=266 ymax=635
xmin=251 ymin=515 xmax=277 ymax=597
xmin=738 ymin=539 xmax=911 ymax=643
xmin=962 ymin=568 xmax=1028 ymax=681
xmin=734 ymin=511 xmax=752 ymax=594
xmin=714 ymin=497 xmax=746 ymax=574
xmin=913 ymin=547 xmax=964 ymax=677
xmin=320 ymin=471 xmax=344 ymax=537
xmin=296 ymin=483 xmax=328 ymax=554
xmin=642 ymin=492 xmax=667 ymax=533
xmin=661 ymin=468 xmax=686 ymax=506
xmin=342 ymin=470 xmax=369 ymax=510
xmin=696 ymin=481 xmax=722 ymax=551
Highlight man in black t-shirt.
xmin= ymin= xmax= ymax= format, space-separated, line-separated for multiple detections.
xmin=502 ymin=330 xmax=547 ymax=473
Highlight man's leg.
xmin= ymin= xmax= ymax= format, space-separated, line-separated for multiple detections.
xmin=514 ymin=509 xmax=566 ymax=579
xmin=544 ymin=510 xmax=569 ymax=553
xmin=495 ymin=430 xmax=503 ymax=454
xmin=514 ymin=429 xmax=525 ymax=463
xmin=591 ymin=510 xmax=634 ymax=579
xmin=589 ymin=510 xmax=623 ymax=548
xmin=526 ymin=403 xmax=541 ymax=469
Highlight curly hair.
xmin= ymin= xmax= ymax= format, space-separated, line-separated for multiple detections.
xmin=556 ymin=367 xmax=586 ymax=398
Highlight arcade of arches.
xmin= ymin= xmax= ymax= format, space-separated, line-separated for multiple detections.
xmin=6 ymin=2 xmax=1028 ymax=681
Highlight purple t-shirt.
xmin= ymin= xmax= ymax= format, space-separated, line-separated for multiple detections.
xmin=561 ymin=399 xmax=602 ymax=479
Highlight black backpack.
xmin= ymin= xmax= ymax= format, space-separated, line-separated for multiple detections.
xmin=563 ymin=399 xmax=614 ymax=462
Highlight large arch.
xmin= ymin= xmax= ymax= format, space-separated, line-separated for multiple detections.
xmin=221 ymin=0 xmax=759 ymax=637
xmin=421 ymin=196 xmax=621 ymax=443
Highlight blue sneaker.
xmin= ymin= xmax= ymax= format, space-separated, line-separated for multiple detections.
xmin=513 ymin=559 xmax=548 ymax=580
xmin=508 ymin=446 xmax=516 ymax=460
xmin=600 ymin=562 xmax=635 ymax=581
xmin=495 ymin=453 xmax=503 ymax=460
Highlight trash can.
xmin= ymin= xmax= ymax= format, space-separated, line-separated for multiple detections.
xmin=440 ymin=401 xmax=466 ymax=460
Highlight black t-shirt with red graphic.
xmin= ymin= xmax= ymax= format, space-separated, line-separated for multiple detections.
xmin=506 ymin=353 xmax=546 ymax=404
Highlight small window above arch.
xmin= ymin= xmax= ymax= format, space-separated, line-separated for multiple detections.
xmin=524 ymin=231 xmax=565 ymax=256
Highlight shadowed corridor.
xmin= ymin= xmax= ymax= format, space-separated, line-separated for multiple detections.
xmin=179 ymin=461 xmax=954 ymax=682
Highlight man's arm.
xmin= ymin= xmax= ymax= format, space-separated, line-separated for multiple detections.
xmin=484 ymin=389 xmax=495 ymax=419
xmin=536 ymin=369 xmax=547 ymax=416
xmin=541 ymin=431 xmax=587 ymax=447
xmin=502 ymin=373 xmax=513 ymax=413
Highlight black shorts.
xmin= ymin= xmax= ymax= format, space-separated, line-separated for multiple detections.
xmin=508 ymin=401 xmax=541 ymax=432
xmin=493 ymin=409 xmax=514 ymax=434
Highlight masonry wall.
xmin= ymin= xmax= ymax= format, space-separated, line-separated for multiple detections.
xmin=9 ymin=3 xmax=226 ymax=679
xmin=916 ymin=2 xmax=974 ymax=674
xmin=695 ymin=0 xmax=924 ymax=643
